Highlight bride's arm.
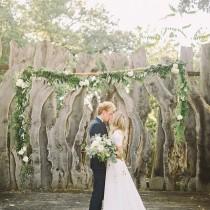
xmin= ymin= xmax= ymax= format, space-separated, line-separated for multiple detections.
xmin=112 ymin=130 xmax=124 ymax=160
xmin=116 ymin=145 xmax=124 ymax=160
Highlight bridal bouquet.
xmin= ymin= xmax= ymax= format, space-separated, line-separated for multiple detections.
xmin=86 ymin=135 xmax=117 ymax=163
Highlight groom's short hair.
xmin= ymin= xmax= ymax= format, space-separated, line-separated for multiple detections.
xmin=97 ymin=101 xmax=116 ymax=115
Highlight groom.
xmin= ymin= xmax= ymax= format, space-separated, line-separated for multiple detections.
xmin=89 ymin=101 xmax=116 ymax=210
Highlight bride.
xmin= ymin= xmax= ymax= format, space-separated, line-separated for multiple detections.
xmin=103 ymin=111 xmax=146 ymax=210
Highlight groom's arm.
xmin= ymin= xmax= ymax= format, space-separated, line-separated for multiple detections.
xmin=89 ymin=122 xmax=102 ymax=138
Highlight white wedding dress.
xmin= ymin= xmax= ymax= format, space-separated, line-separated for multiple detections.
xmin=103 ymin=130 xmax=146 ymax=210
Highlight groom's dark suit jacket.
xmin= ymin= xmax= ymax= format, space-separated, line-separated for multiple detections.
xmin=89 ymin=117 xmax=108 ymax=171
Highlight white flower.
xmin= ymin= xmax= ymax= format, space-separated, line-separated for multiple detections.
xmin=106 ymin=153 xmax=110 ymax=157
xmin=90 ymin=140 xmax=100 ymax=149
xmin=23 ymin=156 xmax=29 ymax=163
xmin=90 ymin=76 xmax=96 ymax=82
xmin=59 ymin=96 xmax=64 ymax=101
xmin=18 ymin=149 xmax=24 ymax=155
xmin=177 ymin=114 xmax=183 ymax=121
xmin=97 ymin=145 xmax=105 ymax=152
xmin=87 ymin=104 xmax=93 ymax=111
xmin=127 ymin=71 xmax=134 ymax=77
xmin=22 ymin=146 xmax=27 ymax=152
xmin=173 ymin=64 xmax=179 ymax=69
xmin=104 ymin=139 xmax=112 ymax=146
xmin=95 ymin=135 xmax=102 ymax=142
xmin=125 ymin=85 xmax=130 ymax=94
xmin=79 ymin=81 xmax=84 ymax=87
xmin=171 ymin=64 xmax=179 ymax=74
xmin=143 ymin=72 xmax=147 ymax=77
xmin=16 ymin=79 xmax=23 ymax=87
xmin=86 ymin=135 xmax=117 ymax=163
xmin=180 ymin=96 xmax=185 ymax=101
xmin=16 ymin=79 xmax=28 ymax=89
xmin=63 ymin=71 xmax=69 ymax=75
xmin=21 ymin=132 xmax=25 ymax=139
xmin=79 ymin=79 xmax=89 ymax=87
xmin=84 ymin=79 xmax=89 ymax=86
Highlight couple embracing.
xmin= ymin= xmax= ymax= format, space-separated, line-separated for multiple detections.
xmin=88 ymin=101 xmax=146 ymax=210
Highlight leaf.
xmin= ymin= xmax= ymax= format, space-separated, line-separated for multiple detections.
xmin=186 ymin=10 xmax=197 ymax=14
xmin=161 ymin=13 xmax=176 ymax=20
xmin=182 ymin=24 xmax=191 ymax=29
xmin=169 ymin=4 xmax=177 ymax=13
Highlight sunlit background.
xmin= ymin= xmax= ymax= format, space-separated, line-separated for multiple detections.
xmin=0 ymin=0 xmax=209 ymax=67
xmin=16 ymin=0 xmax=210 ymax=46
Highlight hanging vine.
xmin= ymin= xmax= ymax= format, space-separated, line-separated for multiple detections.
xmin=13 ymin=62 xmax=188 ymax=161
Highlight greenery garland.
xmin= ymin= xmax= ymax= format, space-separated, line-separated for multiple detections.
xmin=14 ymin=62 xmax=188 ymax=164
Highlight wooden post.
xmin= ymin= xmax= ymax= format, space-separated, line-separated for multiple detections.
xmin=129 ymin=48 xmax=151 ymax=190
xmin=196 ymin=43 xmax=210 ymax=191
xmin=180 ymin=46 xmax=193 ymax=72
xmin=180 ymin=47 xmax=197 ymax=189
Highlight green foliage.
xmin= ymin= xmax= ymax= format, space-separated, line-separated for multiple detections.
xmin=1 ymin=0 xmax=197 ymax=64
xmin=0 ymin=0 xmax=26 ymax=63
xmin=14 ymin=83 xmax=32 ymax=151
xmin=178 ymin=0 xmax=210 ymax=13
xmin=13 ymin=62 xmax=187 ymax=152
xmin=174 ymin=63 xmax=189 ymax=143
xmin=145 ymin=96 xmax=159 ymax=141
xmin=0 ymin=0 xmax=118 ymax=58
xmin=20 ymin=163 xmax=33 ymax=188
xmin=11 ymin=62 xmax=189 ymax=184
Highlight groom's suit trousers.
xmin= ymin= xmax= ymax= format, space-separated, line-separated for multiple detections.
xmin=89 ymin=167 xmax=106 ymax=210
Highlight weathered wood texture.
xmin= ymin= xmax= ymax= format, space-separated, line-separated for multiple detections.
xmin=0 ymin=41 xmax=210 ymax=192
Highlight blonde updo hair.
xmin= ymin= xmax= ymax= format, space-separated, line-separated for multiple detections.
xmin=97 ymin=101 xmax=116 ymax=115
xmin=111 ymin=111 xmax=126 ymax=132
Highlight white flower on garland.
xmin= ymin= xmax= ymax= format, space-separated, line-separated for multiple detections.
xmin=18 ymin=149 xmax=24 ymax=155
xmin=93 ymin=79 xmax=99 ymax=87
xmin=171 ymin=64 xmax=179 ymax=74
xmin=84 ymin=93 xmax=93 ymax=111
xmin=125 ymin=84 xmax=130 ymax=94
xmin=79 ymin=80 xmax=84 ymax=86
xmin=23 ymin=156 xmax=29 ymax=163
xmin=21 ymin=132 xmax=25 ymax=139
xmin=94 ymin=91 xmax=101 ymax=103
xmin=180 ymin=95 xmax=185 ymax=101
xmin=18 ymin=145 xmax=27 ymax=156
xmin=90 ymin=76 xmax=96 ymax=82
xmin=22 ymin=146 xmax=27 ymax=152
xmin=59 ymin=96 xmax=64 ymax=101
xmin=127 ymin=71 xmax=134 ymax=77
xmin=63 ymin=70 xmax=70 ymax=75
xmin=16 ymin=79 xmax=28 ymax=89
xmin=177 ymin=114 xmax=183 ymax=121
xmin=79 ymin=79 xmax=90 ymax=87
